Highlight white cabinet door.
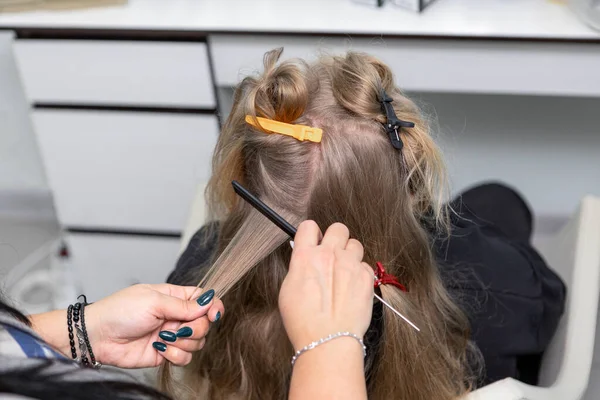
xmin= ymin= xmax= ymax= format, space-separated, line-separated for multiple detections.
xmin=66 ymin=233 xmax=181 ymax=300
xmin=210 ymin=34 xmax=600 ymax=97
xmin=14 ymin=40 xmax=215 ymax=108
xmin=34 ymin=110 xmax=218 ymax=232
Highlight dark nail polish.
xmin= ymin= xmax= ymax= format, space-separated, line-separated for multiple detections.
xmin=197 ymin=289 xmax=215 ymax=306
xmin=214 ymin=311 xmax=221 ymax=322
xmin=159 ymin=331 xmax=177 ymax=342
xmin=152 ymin=342 xmax=167 ymax=352
xmin=176 ymin=326 xmax=193 ymax=338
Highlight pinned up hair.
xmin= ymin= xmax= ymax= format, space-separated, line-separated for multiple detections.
xmin=160 ymin=48 xmax=475 ymax=400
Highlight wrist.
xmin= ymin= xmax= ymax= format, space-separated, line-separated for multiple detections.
xmin=293 ymin=334 xmax=365 ymax=368
xmin=29 ymin=310 xmax=72 ymax=358
xmin=291 ymin=329 xmax=363 ymax=351
xmin=30 ymin=304 xmax=106 ymax=365
xmin=289 ymin=336 xmax=368 ymax=400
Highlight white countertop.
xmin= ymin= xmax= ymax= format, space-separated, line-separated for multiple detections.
xmin=0 ymin=0 xmax=598 ymax=40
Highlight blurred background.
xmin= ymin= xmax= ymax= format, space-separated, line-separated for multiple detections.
xmin=0 ymin=0 xmax=599 ymax=393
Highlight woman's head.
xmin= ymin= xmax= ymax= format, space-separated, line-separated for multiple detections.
xmin=162 ymin=48 xmax=473 ymax=400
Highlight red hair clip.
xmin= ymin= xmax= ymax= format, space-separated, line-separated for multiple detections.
xmin=374 ymin=262 xmax=407 ymax=292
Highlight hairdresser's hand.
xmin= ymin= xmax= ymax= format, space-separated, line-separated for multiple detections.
xmin=279 ymin=221 xmax=374 ymax=350
xmin=80 ymin=284 xmax=223 ymax=368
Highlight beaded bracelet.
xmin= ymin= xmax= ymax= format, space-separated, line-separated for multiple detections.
xmin=66 ymin=304 xmax=77 ymax=360
xmin=66 ymin=296 xmax=101 ymax=369
xmin=291 ymin=332 xmax=366 ymax=366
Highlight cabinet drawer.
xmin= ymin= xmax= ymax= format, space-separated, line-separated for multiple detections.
xmin=14 ymin=40 xmax=215 ymax=108
xmin=211 ymin=35 xmax=600 ymax=97
xmin=67 ymin=233 xmax=180 ymax=300
xmin=34 ymin=110 xmax=217 ymax=232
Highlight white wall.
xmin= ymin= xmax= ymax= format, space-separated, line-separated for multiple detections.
xmin=418 ymin=93 xmax=600 ymax=221
xmin=0 ymin=32 xmax=48 ymax=191
xmin=0 ymin=32 xmax=54 ymax=219
xmin=0 ymin=32 xmax=59 ymax=314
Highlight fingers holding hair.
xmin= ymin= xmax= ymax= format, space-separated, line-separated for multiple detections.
xmin=344 ymin=238 xmax=364 ymax=262
xmin=294 ymin=220 xmax=322 ymax=248
xmin=148 ymin=284 xmax=223 ymax=323
xmin=152 ymin=342 xmax=193 ymax=366
xmin=170 ymin=323 xmax=209 ymax=352
xmin=320 ymin=222 xmax=350 ymax=250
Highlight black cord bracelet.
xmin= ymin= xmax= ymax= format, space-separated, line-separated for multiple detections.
xmin=76 ymin=295 xmax=100 ymax=369
xmin=73 ymin=302 xmax=90 ymax=366
xmin=78 ymin=297 xmax=97 ymax=367
xmin=67 ymin=304 xmax=77 ymax=360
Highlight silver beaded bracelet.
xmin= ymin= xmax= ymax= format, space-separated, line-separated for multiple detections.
xmin=291 ymin=331 xmax=367 ymax=366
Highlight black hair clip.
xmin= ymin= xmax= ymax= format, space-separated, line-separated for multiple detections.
xmin=379 ymin=89 xmax=415 ymax=150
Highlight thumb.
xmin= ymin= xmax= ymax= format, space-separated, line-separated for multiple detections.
xmin=153 ymin=289 xmax=215 ymax=322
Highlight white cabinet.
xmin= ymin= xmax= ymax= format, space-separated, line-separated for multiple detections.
xmin=13 ymin=34 xmax=218 ymax=299
xmin=14 ymin=40 xmax=215 ymax=108
xmin=34 ymin=110 xmax=218 ymax=232
xmin=66 ymin=233 xmax=180 ymax=300
xmin=210 ymin=34 xmax=600 ymax=97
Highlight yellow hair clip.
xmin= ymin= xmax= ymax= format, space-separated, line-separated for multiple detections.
xmin=245 ymin=115 xmax=322 ymax=143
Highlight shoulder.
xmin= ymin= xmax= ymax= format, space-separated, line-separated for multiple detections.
xmin=435 ymin=215 xmax=549 ymax=294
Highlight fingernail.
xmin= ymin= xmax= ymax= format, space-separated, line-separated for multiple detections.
xmin=152 ymin=342 xmax=167 ymax=352
xmin=214 ymin=311 xmax=221 ymax=322
xmin=159 ymin=331 xmax=177 ymax=342
xmin=176 ymin=327 xmax=193 ymax=338
xmin=197 ymin=289 xmax=215 ymax=306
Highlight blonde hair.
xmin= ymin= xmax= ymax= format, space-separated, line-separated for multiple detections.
xmin=160 ymin=48 xmax=474 ymax=400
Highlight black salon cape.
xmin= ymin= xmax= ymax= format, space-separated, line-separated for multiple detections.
xmin=167 ymin=194 xmax=566 ymax=386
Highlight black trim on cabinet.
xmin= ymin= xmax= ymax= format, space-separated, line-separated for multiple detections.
xmin=66 ymin=227 xmax=182 ymax=239
xmin=0 ymin=27 xmax=598 ymax=45
xmin=33 ymin=103 xmax=217 ymax=115
xmin=179 ymin=30 xmax=600 ymax=44
xmin=202 ymin=30 xmax=600 ymax=45
xmin=205 ymin=38 xmax=223 ymax=129
xmin=12 ymin=28 xmax=208 ymax=42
